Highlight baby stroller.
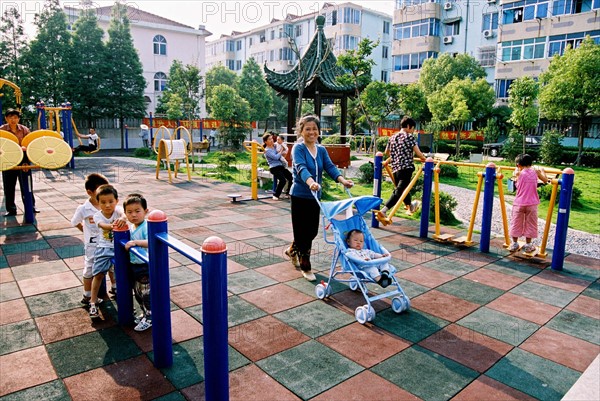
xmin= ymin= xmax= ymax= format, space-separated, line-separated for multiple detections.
xmin=314 ymin=193 xmax=411 ymax=324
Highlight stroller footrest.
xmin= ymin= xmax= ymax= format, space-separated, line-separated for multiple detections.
xmin=368 ymin=290 xmax=403 ymax=302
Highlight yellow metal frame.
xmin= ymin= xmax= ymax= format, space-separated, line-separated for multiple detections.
xmin=243 ymin=140 xmax=265 ymax=200
xmin=155 ymin=126 xmax=192 ymax=184
xmin=0 ymin=78 xmax=22 ymax=108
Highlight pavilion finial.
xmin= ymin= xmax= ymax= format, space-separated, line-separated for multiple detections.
xmin=316 ymin=15 xmax=325 ymax=29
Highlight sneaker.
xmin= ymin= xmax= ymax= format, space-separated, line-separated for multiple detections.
xmin=409 ymin=200 xmax=421 ymax=214
xmin=378 ymin=271 xmax=392 ymax=288
xmin=523 ymin=243 xmax=536 ymax=253
xmin=272 ymin=195 xmax=280 ymax=200
xmin=302 ymin=270 xmax=317 ymax=282
xmin=89 ymin=304 xmax=100 ymax=319
xmin=134 ymin=317 xmax=152 ymax=332
xmin=285 ymin=246 xmax=300 ymax=268
xmin=80 ymin=295 xmax=91 ymax=305
xmin=508 ymin=242 xmax=520 ymax=252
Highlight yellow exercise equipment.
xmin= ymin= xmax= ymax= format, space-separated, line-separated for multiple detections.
xmin=0 ymin=130 xmax=23 ymax=171
xmin=243 ymin=140 xmax=266 ymax=201
xmin=154 ymin=126 xmax=192 ymax=184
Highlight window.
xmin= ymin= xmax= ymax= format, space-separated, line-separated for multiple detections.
xmin=383 ymin=21 xmax=390 ymax=34
xmin=495 ymin=79 xmax=514 ymax=98
xmin=154 ymin=72 xmax=167 ymax=91
xmin=259 ymin=34 xmax=266 ymax=43
xmin=396 ymin=0 xmax=438 ymax=6
xmin=270 ymin=30 xmax=275 ymax=40
xmin=381 ymin=70 xmax=389 ymax=82
xmin=153 ymin=35 xmax=167 ymax=55
xmin=236 ymin=40 xmax=242 ymax=51
xmin=295 ymin=25 xmax=302 ymax=37
xmin=393 ymin=18 xmax=440 ymax=40
xmin=393 ymin=51 xmax=438 ymax=71
xmin=249 ymin=38 xmax=253 ymax=47
xmin=281 ymin=24 xmax=293 ymax=38
xmin=338 ymin=35 xmax=359 ymax=50
xmin=323 ymin=10 xmax=338 ymax=26
xmin=343 ymin=7 xmax=361 ymax=24
xmin=382 ymin=46 xmax=389 ymax=59
xmin=548 ymin=30 xmax=600 ymax=56
xmin=478 ymin=46 xmax=496 ymax=67
xmin=226 ymin=41 xmax=235 ymax=52
xmin=236 ymin=60 xmax=242 ymax=70
xmin=279 ymin=47 xmax=294 ymax=61
xmin=226 ymin=60 xmax=235 ymax=70
xmin=444 ymin=21 xmax=460 ymax=36
xmin=501 ymin=38 xmax=546 ymax=61
xmin=503 ymin=0 xmax=549 ymax=24
xmin=482 ymin=12 xmax=499 ymax=31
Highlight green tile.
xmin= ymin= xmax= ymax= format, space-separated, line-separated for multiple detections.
xmin=414 ymin=242 xmax=457 ymax=257
xmin=582 ymin=280 xmax=600 ymax=300
xmin=274 ymin=300 xmax=354 ymax=338
xmin=389 ymin=256 xmax=416 ymax=271
xmin=457 ymin=307 xmax=539 ymax=346
xmin=0 ymin=255 xmax=7 ymax=269
xmin=256 ymin=340 xmax=363 ymax=401
xmin=54 ymin=245 xmax=85 ymax=259
xmin=25 ymin=287 xmax=84 ymax=318
xmin=486 ymin=260 xmax=540 ymax=278
xmin=0 ymin=319 xmax=42 ymax=355
xmin=437 ymin=278 xmax=504 ymax=305
xmin=1 ymin=240 xmax=50 ymax=255
xmin=374 ymin=308 xmax=448 ymax=343
xmin=286 ymin=275 xmax=331 ymax=297
xmin=0 ymin=282 xmax=22 ymax=302
xmin=232 ymin=249 xmax=286 ymax=269
xmin=546 ymin=310 xmax=600 ymax=345
xmin=510 ymin=281 xmax=578 ymax=308
xmin=396 ymin=279 xmax=429 ymax=299
xmin=486 ymin=348 xmax=580 ymax=401
xmin=152 ymin=392 xmax=187 ymax=401
xmin=227 ymin=270 xmax=278 ymax=294
xmin=557 ymin=262 xmax=600 ymax=282
xmin=168 ymin=266 xmax=201 ymax=287
xmin=156 ymin=337 xmax=249 ymax=389
xmin=46 ymin=327 xmax=142 ymax=378
xmin=186 ymin=295 xmax=267 ymax=327
xmin=372 ymin=346 xmax=478 ymax=401
xmin=0 ymin=380 xmax=70 ymax=401
xmin=0 ymin=224 xmax=37 ymax=236
xmin=243 ymin=235 xmax=291 ymax=250
xmin=421 ymin=258 xmax=478 ymax=276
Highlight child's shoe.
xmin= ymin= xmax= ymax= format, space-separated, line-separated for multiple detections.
xmin=507 ymin=242 xmax=520 ymax=252
xmin=378 ymin=271 xmax=392 ymax=288
xmin=89 ymin=304 xmax=100 ymax=319
xmin=409 ymin=200 xmax=421 ymax=214
xmin=522 ymin=243 xmax=536 ymax=253
xmin=134 ymin=317 xmax=152 ymax=332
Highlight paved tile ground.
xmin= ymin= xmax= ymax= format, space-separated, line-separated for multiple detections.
xmin=1 ymin=155 xmax=599 ymax=401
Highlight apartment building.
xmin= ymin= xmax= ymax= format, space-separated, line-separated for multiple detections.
xmin=205 ymin=2 xmax=393 ymax=82
xmin=65 ymin=5 xmax=211 ymax=114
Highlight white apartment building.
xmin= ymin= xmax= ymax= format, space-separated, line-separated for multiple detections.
xmin=205 ymin=2 xmax=393 ymax=83
xmin=65 ymin=5 xmax=211 ymax=115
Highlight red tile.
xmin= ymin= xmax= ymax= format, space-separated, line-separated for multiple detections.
xmin=63 ymin=355 xmax=174 ymax=401
xmin=226 ymin=259 xmax=249 ymax=274
xmin=411 ymin=290 xmax=480 ymax=322
xmin=567 ymin=295 xmax=600 ymax=319
xmin=318 ymin=323 xmax=410 ymax=368
xmin=391 ymin=249 xmax=439 ymax=265
xmin=6 ymin=248 xmax=59 ymax=267
xmin=181 ymin=364 xmax=302 ymax=401
xmin=240 ymin=283 xmax=313 ymax=314
xmin=487 ymin=292 xmax=561 ymax=325
xmin=419 ymin=324 xmax=513 ymax=372
xmin=224 ymin=229 xmax=265 ymax=241
xmin=171 ymin=282 xmax=202 ymax=308
xmin=0 ymin=346 xmax=57 ymax=396
xmin=171 ymin=309 xmax=203 ymax=344
xmin=311 ymin=370 xmax=422 ymax=401
xmin=463 ymin=268 xmax=525 ymax=291
xmin=0 ymin=268 xmax=14 ymax=284
xmin=531 ymin=269 xmax=591 ymax=293
xmin=0 ymin=299 xmax=31 ymax=325
xmin=229 ymin=316 xmax=309 ymax=361
xmin=397 ymin=266 xmax=455 ymax=288
xmin=453 ymin=375 xmax=537 ymax=401
xmin=565 ymin=254 xmax=600 ymax=269
xmin=330 ymin=290 xmax=392 ymax=314
xmin=446 ymin=250 xmax=499 ymax=267
xmin=36 ymin=308 xmax=116 ymax=343
xmin=256 ymin=261 xmax=303 ymax=282
xmin=520 ymin=327 xmax=600 ymax=372
xmin=17 ymin=270 xmax=82 ymax=296
xmin=47 ymin=236 xmax=84 ymax=248
xmin=64 ymin=255 xmax=85 ymax=270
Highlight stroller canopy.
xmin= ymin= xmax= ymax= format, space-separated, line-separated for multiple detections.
xmin=320 ymin=196 xmax=382 ymax=220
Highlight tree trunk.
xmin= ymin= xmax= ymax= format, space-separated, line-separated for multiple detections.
xmin=455 ymin=126 xmax=462 ymax=157
xmin=576 ymin=117 xmax=584 ymax=166
xmin=120 ymin=116 xmax=125 ymax=149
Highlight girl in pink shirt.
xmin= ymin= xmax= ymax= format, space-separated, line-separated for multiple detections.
xmin=508 ymin=154 xmax=548 ymax=253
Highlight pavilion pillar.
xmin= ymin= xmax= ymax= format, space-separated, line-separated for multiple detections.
xmin=341 ymin=95 xmax=348 ymax=144
xmin=287 ymin=95 xmax=297 ymax=141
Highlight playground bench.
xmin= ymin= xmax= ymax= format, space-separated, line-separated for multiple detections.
xmin=257 ymin=168 xmax=273 ymax=187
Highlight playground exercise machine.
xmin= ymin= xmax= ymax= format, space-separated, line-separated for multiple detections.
xmin=227 ymin=140 xmax=272 ymax=203
xmin=374 ymin=160 xmax=424 ymax=226
xmin=0 ymin=78 xmax=22 ymax=118
xmin=152 ymin=125 xmax=193 ymax=184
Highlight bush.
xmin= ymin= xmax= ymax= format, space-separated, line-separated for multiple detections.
xmin=134 ymin=147 xmax=152 ymax=158
xmin=432 ymin=191 xmax=459 ymax=225
xmin=376 ymin=136 xmax=389 ymax=152
xmin=357 ymin=162 xmax=374 ymax=184
xmin=459 ymin=144 xmax=477 ymax=157
xmin=580 ymin=152 xmax=600 ymax=168
xmin=321 ymin=134 xmax=341 ymax=145
xmin=538 ymin=182 xmax=582 ymax=205
xmin=216 ymin=152 xmax=237 ymax=178
xmin=439 ymin=164 xmax=459 ymax=178
xmin=540 ymin=130 xmax=564 ymax=166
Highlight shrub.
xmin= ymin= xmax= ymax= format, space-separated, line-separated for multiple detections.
xmin=439 ymin=164 xmax=459 ymax=178
xmin=376 ymin=136 xmax=389 ymax=152
xmin=432 ymin=191 xmax=459 ymax=225
xmin=357 ymin=162 xmax=374 ymax=184
xmin=540 ymin=130 xmax=564 ymax=166
xmin=321 ymin=134 xmax=341 ymax=145
xmin=459 ymin=144 xmax=477 ymax=157
xmin=216 ymin=152 xmax=237 ymax=178
xmin=580 ymin=152 xmax=600 ymax=168
xmin=134 ymin=147 xmax=152 ymax=158
xmin=538 ymin=182 xmax=582 ymax=205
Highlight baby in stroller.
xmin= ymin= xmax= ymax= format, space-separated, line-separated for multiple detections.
xmin=345 ymin=229 xmax=393 ymax=288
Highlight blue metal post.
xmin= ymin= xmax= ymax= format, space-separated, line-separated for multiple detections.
xmin=479 ymin=163 xmax=496 ymax=253
xmin=147 ymin=210 xmax=173 ymax=368
xmin=22 ymin=167 xmax=35 ymax=224
xmin=420 ymin=158 xmax=434 ymax=238
xmin=63 ymin=104 xmax=75 ymax=169
xmin=113 ymin=227 xmax=134 ymax=325
xmin=125 ymin=125 xmax=129 ymax=152
xmin=371 ymin=152 xmax=383 ymax=228
xmin=201 ymin=236 xmax=229 ymax=401
xmin=149 ymin=113 xmax=154 ymax=147
xmin=39 ymin=102 xmax=47 ymax=129
xmin=551 ymin=168 xmax=575 ymax=271
xmin=200 ymin=118 xmax=204 ymax=141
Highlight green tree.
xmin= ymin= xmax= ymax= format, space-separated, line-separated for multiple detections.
xmin=104 ymin=1 xmax=146 ymax=148
xmin=508 ymin=76 xmax=539 ymax=153
xmin=269 ymin=88 xmax=287 ymax=131
xmin=0 ymin=6 xmax=27 ymax=87
xmin=238 ymin=58 xmax=272 ymax=135
xmin=428 ymin=78 xmax=495 ymax=157
xmin=539 ymin=37 xmax=600 ymax=165
xmin=398 ymin=83 xmax=428 ymax=121
xmin=20 ymin=0 xmax=71 ymax=107
xmin=156 ymin=60 xmax=203 ymax=129
xmin=208 ymin=84 xmax=251 ymax=149
xmin=418 ymin=53 xmax=487 ymax=97
xmin=65 ymin=7 xmax=108 ymax=126
xmin=359 ymin=81 xmax=401 ymax=133
xmin=205 ymin=65 xmax=238 ymax=115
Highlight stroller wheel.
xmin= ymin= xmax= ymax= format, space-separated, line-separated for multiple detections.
xmin=355 ymin=305 xmax=369 ymax=324
xmin=392 ymin=296 xmax=411 ymax=313
xmin=349 ymin=279 xmax=359 ymax=291
xmin=315 ymin=283 xmax=329 ymax=300
xmin=367 ymin=305 xmax=376 ymax=322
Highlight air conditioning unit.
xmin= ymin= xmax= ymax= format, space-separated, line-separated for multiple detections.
xmin=487 ymin=0 xmax=496 ymax=3
xmin=483 ymin=29 xmax=494 ymax=38
xmin=443 ymin=36 xmax=453 ymax=44
xmin=444 ymin=2 xmax=453 ymax=10
xmin=287 ymin=60 xmax=294 ymax=66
